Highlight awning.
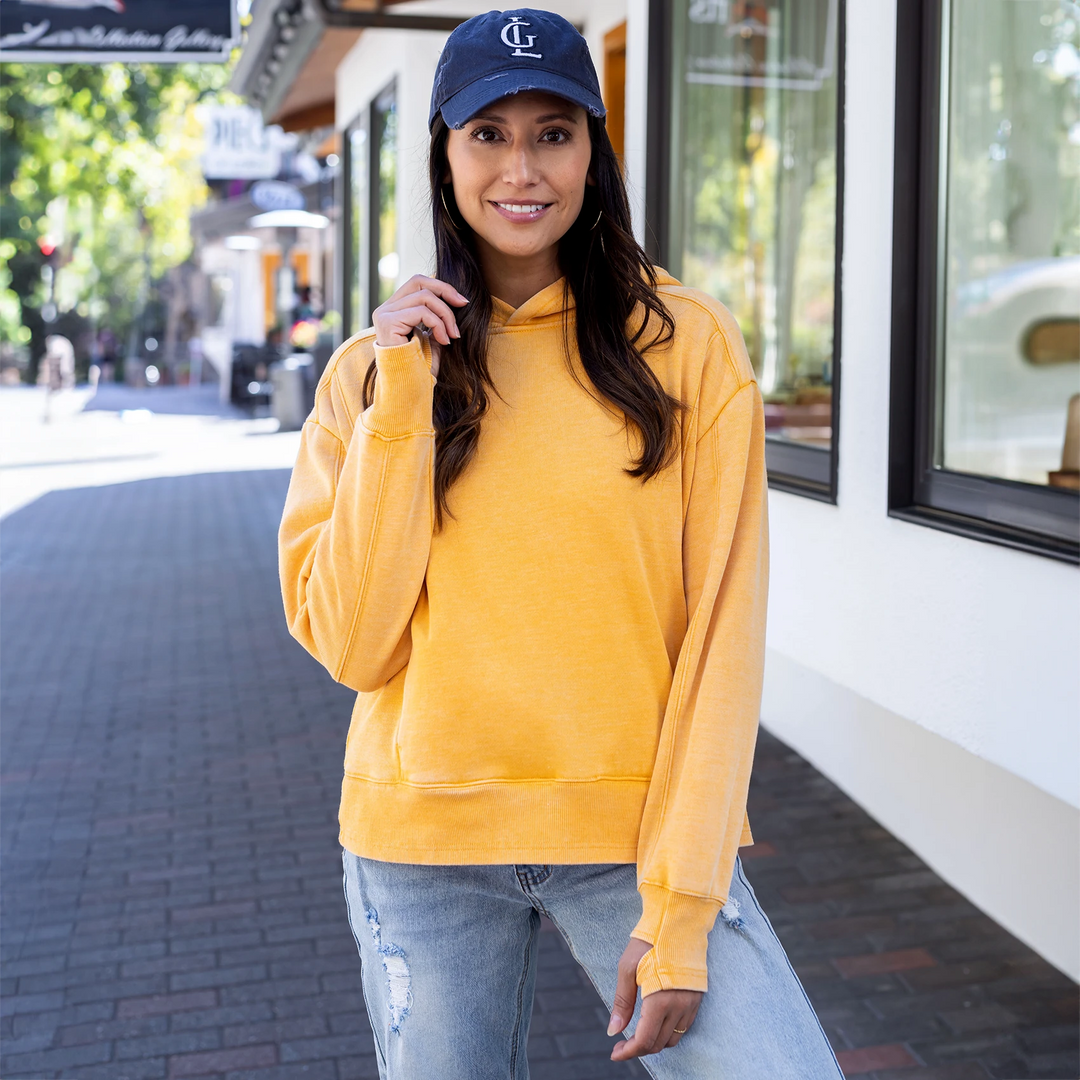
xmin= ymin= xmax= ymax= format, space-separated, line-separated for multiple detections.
xmin=231 ymin=0 xmax=468 ymax=128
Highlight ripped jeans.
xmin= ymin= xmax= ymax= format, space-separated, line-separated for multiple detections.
xmin=342 ymin=851 xmax=844 ymax=1080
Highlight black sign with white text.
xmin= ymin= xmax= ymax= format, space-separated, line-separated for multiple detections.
xmin=0 ymin=0 xmax=237 ymax=63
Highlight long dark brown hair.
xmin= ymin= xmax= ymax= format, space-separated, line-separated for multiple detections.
xmin=362 ymin=110 xmax=683 ymax=529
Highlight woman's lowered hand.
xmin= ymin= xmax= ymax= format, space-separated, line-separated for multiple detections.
xmin=607 ymin=937 xmax=702 ymax=1061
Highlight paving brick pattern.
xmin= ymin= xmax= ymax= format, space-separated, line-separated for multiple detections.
xmin=741 ymin=744 xmax=1080 ymax=1079
xmin=2 ymin=466 xmax=1077 ymax=1079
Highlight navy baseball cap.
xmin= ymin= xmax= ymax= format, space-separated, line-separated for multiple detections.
xmin=429 ymin=8 xmax=606 ymax=131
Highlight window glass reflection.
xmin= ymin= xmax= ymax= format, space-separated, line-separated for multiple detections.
xmin=348 ymin=119 xmax=368 ymax=336
xmin=374 ymin=88 xmax=398 ymax=307
xmin=669 ymin=0 xmax=840 ymax=449
xmin=939 ymin=0 xmax=1080 ymax=489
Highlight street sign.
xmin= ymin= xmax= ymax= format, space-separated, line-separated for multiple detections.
xmin=0 ymin=0 xmax=238 ymax=63
xmin=200 ymin=105 xmax=290 ymax=181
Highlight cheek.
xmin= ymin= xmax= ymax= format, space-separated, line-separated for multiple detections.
xmin=561 ymin=146 xmax=593 ymax=207
xmin=444 ymin=141 xmax=487 ymax=201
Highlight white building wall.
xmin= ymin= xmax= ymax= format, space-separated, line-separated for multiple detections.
xmin=761 ymin=0 xmax=1079 ymax=980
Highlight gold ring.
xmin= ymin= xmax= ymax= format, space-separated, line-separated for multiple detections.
xmin=672 ymin=1027 xmax=687 ymax=1034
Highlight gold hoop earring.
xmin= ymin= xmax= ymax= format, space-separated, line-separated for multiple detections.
xmin=441 ymin=186 xmax=465 ymax=231
xmin=591 ymin=208 xmax=603 ymax=230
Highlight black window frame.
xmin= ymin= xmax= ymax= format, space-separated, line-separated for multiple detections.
xmin=645 ymin=0 xmax=847 ymax=503
xmin=889 ymin=0 xmax=1080 ymax=565
xmin=340 ymin=77 xmax=397 ymax=337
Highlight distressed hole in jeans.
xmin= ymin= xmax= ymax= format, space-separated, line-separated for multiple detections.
xmin=365 ymin=905 xmax=413 ymax=1033
xmin=719 ymin=896 xmax=746 ymax=931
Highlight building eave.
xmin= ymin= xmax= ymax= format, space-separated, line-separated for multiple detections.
xmin=230 ymin=1 xmax=469 ymax=125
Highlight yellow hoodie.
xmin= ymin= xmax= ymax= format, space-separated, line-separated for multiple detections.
xmin=278 ymin=270 xmax=769 ymax=996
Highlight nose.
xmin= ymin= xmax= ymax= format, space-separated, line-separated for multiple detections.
xmin=502 ymin=144 xmax=538 ymax=189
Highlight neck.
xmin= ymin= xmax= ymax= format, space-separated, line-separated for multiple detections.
xmin=475 ymin=239 xmax=561 ymax=310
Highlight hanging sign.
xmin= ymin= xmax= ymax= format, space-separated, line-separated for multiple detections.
xmin=685 ymin=0 xmax=837 ymax=90
xmin=0 ymin=0 xmax=238 ymax=63
xmin=200 ymin=105 xmax=290 ymax=181
xmin=250 ymin=180 xmax=305 ymax=212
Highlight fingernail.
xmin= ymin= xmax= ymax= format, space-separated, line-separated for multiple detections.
xmin=606 ymin=1014 xmax=622 ymax=1037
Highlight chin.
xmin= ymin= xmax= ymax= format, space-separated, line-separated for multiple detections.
xmin=499 ymin=239 xmax=555 ymax=259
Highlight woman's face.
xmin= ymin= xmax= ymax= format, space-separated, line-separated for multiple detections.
xmin=444 ymin=91 xmax=593 ymax=264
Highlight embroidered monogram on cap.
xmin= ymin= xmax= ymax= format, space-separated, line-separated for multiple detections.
xmin=500 ymin=16 xmax=542 ymax=59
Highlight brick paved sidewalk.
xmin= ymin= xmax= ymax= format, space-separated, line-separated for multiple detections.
xmin=2 ymin=465 xmax=1077 ymax=1079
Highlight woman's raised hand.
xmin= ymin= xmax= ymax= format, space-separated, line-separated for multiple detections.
xmin=373 ymin=274 xmax=469 ymax=377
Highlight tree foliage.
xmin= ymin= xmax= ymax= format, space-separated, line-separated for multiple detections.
xmin=0 ymin=61 xmax=232 ymax=373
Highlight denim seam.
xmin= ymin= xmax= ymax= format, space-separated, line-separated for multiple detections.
xmin=734 ymin=857 xmax=845 ymax=1079
xmin=509 ymin=909 xmax=539 ymax=1079
xmin=514 ymin=864 xmax=553 ymax=894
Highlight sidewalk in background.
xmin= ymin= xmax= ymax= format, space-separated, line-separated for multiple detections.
xmin=0 ymin=385 xmax=300 ymax=520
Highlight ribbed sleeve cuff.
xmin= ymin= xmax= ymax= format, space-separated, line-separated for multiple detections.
xmin=630 ymin=884 xmax=723 ymax=995
xmin=364 ymin=337 xmax=437 ymax=438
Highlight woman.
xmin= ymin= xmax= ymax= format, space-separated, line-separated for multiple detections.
xmin=279 ymin=9 xmax=843 ymax=1078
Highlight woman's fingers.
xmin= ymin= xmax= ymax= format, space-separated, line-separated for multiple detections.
xmin=610 ymin=998 xmax=665 ymax=1060
xmin=610 ymin=991 xmax=702 ymax=1061
xmin=373 ymin=275 xmax=469 ymax=347
xmin=394 ymin=305 xmax=454 ymax=345
xmin=399 ymin=274 xmax=469 ymax=308
xmin=664 ymin=1004 xmax=699 ymax=1048
xmin=388 ymin=289 xmax=462 ymax=339
xmin=607 ymin=954 xmax=639 ymax=1036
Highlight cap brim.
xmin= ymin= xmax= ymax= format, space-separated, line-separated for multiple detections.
xmin=437 ymin=68 xmax=606 ymax=130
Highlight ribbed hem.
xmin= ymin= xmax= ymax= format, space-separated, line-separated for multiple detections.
xmin=338 ymin=774 xmax=648 ymax=864
xmin=631 ymin=883 xmax=723 ymax=995
xmin=365 ymin=337 xmax=436 ymax=438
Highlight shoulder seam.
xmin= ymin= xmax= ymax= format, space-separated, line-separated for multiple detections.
xmin=696 ymin=378 xmax=756 ymax=444
xmin=303 ymin=418 xmax=345 ymax=446
xmin=318 ymin=331 xmax=379 ymax=429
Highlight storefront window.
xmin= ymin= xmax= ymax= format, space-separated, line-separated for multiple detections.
xmin=667 ymin=0 xmax=841 ymax=456
xmin=937 ymin=0 xmax=1080 ymax=489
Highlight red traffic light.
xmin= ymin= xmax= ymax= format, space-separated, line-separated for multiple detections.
xmin=38 ymin=236 xmax=57 ymax=257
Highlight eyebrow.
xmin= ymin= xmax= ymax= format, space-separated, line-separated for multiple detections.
xmin=469 ymin=111 xmax=582 ymax=124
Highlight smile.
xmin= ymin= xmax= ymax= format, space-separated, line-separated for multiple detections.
xmin=491 ymin=201 xmax=553 ymax=222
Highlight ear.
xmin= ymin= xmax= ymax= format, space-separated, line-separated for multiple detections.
xmin=586 ymin=170 xmax=597 ymax=187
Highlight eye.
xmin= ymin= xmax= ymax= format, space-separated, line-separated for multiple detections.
xmin=540 ymin=128 xmax=571 ymax=144
xmin=469 ymin=126 xmax=502 ymax=143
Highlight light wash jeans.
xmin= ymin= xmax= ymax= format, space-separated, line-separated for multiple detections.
xmin=342 ymin=850 xmax=844 ymax=1080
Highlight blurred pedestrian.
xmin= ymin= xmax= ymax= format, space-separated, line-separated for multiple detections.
xmin=37 ymin=333 xmax=75 ymax=423
xmin=279 ymin=10 xmax=842 ymax=1079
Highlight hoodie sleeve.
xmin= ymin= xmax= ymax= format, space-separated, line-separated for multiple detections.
xmin=630 ymin=370 xmax=770 ymax=996
xmin=278 ymin=334 xmax=437 ymax=693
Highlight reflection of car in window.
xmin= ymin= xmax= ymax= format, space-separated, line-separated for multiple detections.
xmin=944 ymin=256 xmax=1080 ymax=486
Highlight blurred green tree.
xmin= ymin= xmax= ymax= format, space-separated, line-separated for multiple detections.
xmin=0 ymin=61 xmax=233 ymax=378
